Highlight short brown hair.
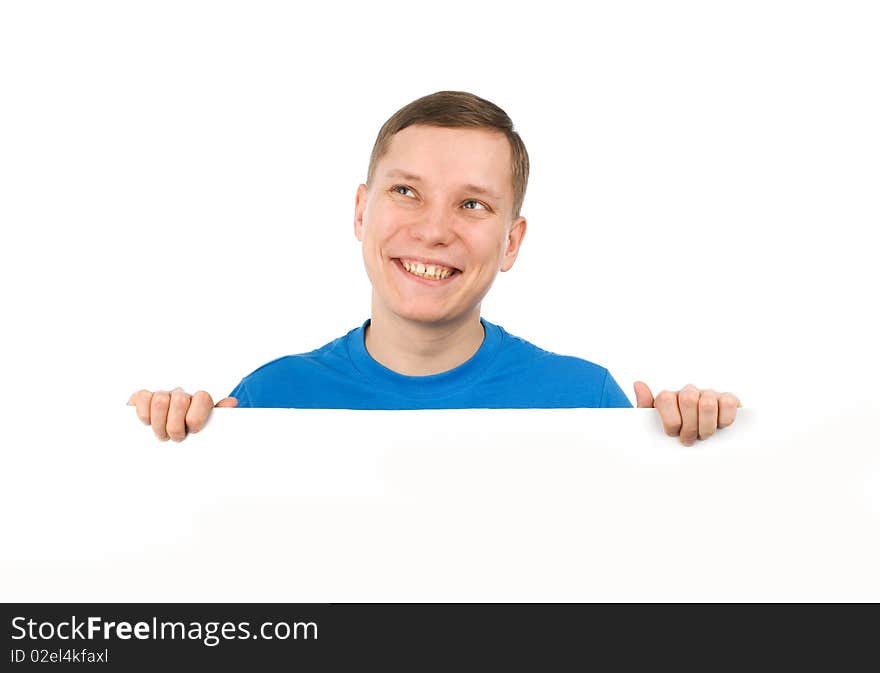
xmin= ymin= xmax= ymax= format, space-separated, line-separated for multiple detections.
xmin=366 ymin=91 xmax=530 ymax=218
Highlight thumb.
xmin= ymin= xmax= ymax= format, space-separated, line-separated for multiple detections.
xmin=215 ymin=396 xmax=238 ymax=408
xmin=633 ymin=381 xmax=655 ymax=408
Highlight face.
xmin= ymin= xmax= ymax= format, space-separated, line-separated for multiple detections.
xmin=354 ymin=124 xmax=527 ymax=328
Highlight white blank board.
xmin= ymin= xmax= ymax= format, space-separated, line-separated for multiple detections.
xmin=2 ymin=406 xmax=879 ymax=602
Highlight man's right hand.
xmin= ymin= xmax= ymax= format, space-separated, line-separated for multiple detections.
xmin=127 ymin=388 xmax=238 ymax=442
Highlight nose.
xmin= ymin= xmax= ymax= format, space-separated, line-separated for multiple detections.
xmin=408 ymin=204 xmax=456 ymax=246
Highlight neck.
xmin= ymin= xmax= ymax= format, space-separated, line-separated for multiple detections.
xmin=364 ymin=303 xmax=485 ymax=376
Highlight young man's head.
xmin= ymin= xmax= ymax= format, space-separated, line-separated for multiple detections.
xmin=354 ymin=91 xmax=530 ymax=328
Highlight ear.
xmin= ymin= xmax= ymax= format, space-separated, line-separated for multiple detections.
xmin=354 ymin=183 xmax=368 ymax=242
xmin=500 ymin=216 xmax=527 ymax=272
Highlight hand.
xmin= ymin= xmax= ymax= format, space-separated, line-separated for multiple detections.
xmin=127 ymin=388 xmax=238 ymax=442
xmin=633 ymin=381 xmax=741 ymax=446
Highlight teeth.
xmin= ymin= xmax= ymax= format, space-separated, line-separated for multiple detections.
xmin=401 ymin=260 xmax=454 ymax=280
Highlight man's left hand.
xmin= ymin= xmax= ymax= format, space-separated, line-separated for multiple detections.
xmin=634 ymin=382 xmax=741 ymax=446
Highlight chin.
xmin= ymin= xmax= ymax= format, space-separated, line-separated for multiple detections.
xmin=391 ymin=301 xmax=462 ymax=325
xmin=396 ymin=309 xmax=454 ymax=325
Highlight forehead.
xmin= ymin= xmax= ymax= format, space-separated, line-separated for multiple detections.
xmin=378 ymin=125 xmax=513 ymax=197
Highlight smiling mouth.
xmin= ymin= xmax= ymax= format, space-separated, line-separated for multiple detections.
xmin=394 ymin=258 xmax=460 ymax=281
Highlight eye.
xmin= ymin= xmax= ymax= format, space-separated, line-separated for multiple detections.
xmin=391 ymin=185 xmax=416 ymax=198
xmin=462 ymin=199 xmax=487 ymax=211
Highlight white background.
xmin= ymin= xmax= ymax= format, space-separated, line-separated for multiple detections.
xmin=1 ymin=1 xmax=878 ymax=595
xmin=2 ymin=0 xmax=877 ymax=410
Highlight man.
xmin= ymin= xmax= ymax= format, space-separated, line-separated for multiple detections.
xmin=129 ymin=91 xmax=741 ymax=445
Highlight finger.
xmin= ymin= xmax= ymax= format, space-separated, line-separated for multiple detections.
xmin=698 ymin=389 xmax=719 ymax=440
xmin=166 ymin=388 xmax=192 ymax=442
xmin=653 ymin=390 xmax=682 ymax=437
xmin=215 ymin=397 xmax=238 ymax=408
xmin=150 ymin=391 xmax=171 ymax=441
xmin=185 ymin=391 xmax=215 ymax=434
xmin=130 ymin=390 xmax=153 ymax=425
xmin=678 ymin=383 xmax=700 ymax=446
xmin=718 ymin=392 xmax=741 ymax=428
xmin=633 ymin=381 xmax=654 ymax=408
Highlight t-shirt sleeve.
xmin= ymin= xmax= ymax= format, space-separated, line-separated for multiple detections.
xmin=228 ymin=379 xmax=252 ymax=408
xmin=600 ymin=369 xmax=633 ymax=408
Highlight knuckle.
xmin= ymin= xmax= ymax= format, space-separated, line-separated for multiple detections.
xmin=171 ymin=393 xmax=191 ymax=410
xmin=192 ymin=390 xmax=213 ymax=405
xmin=679 ymin=393 xmax=699 ymax=407
xmin=699 ymin=397 xmax=717 ymax=411
xmin=655 ymin=390 xmax=674 ymax=405
xmin=720 ymin=396 xmax=738 ymax=411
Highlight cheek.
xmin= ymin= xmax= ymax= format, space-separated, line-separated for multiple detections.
xmin=367 ymin=210 xmax=409 ymax=245
xmin=466 ymin=229 xmax=508 ymax=263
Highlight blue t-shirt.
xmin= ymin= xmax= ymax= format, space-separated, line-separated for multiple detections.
xmin=229 ymin=318 xmax=633 ymax=409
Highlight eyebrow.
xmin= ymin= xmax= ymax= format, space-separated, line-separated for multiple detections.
xmin=384 ymin=168 xmax=503 ymax=201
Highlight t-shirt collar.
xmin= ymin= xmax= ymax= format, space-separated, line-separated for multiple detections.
xmin=346 ymin=317 xmax=501 ymax=397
